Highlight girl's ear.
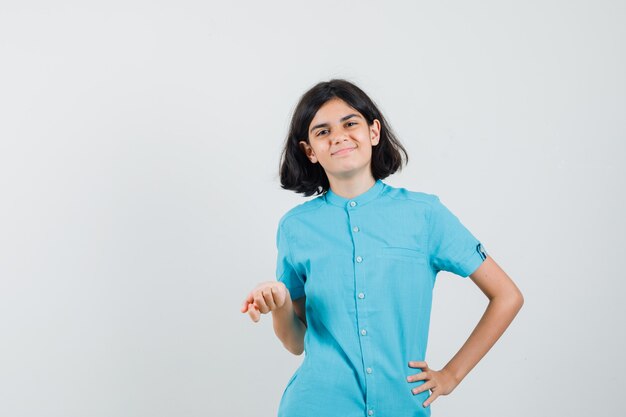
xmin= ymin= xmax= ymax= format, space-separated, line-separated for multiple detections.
xmin=370 ymin=119 xmax=381 ymax=146
xmin=299 ymin=140 xmax=318 ymax=163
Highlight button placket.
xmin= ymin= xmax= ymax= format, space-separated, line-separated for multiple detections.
xmin=347 ymin=201 xmax=377 ymax=415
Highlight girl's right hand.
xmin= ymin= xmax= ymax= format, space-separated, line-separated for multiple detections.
xmin=240 ymin=281 xmax=289 ymax=323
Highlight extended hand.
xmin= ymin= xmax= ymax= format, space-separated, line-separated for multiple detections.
xmin=240 ymin=281 xmax=289 ymax=322
xmin=406 ymin=361 xmax=459 ymax=408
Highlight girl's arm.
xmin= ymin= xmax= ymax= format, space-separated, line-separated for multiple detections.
xmin=272 ymin=292 xmax=307 ymax=356
xmin=410 ymin=255 xmax=523 ymax=408
xmin=442 ymin=255 xmax=524 ymax=384
xmin=241 ymin=282 xmax=307 ymax=355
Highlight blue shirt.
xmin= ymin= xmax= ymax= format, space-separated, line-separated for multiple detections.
xmin=275 ymin=179 xmax=487 ymax=417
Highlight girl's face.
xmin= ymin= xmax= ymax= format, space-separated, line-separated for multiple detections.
xmin=299 ymin=98 xmax=380 ymax=181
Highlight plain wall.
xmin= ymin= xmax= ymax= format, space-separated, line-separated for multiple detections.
xmin=1 ymin=1 xmax=624 ymax=416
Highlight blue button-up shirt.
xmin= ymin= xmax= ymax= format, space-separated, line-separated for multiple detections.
xmin=275 ymin=179 xmax=487 ymax=417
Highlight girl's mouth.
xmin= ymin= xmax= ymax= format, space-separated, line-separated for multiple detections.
xmin=332 ymin=147 xmax=356 ymax=156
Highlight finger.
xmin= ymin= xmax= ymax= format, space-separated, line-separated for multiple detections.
xmin=252 ymin=304 xmax=261 ymax=322
xmin=248 ymin=303 xmax=260 ymax=322
xmin=263 ymin=287 xmax=277 ymax=310
xmin=241 ymin=292 xmax=254 ymax=312
xmin=412 ymin=380 xmax=435 ymax=396
xmin=408 ymin=361 xmax=428 ymax=370
xmin=254 ymin=292 xmax=270 ymax=314
xmin=406 ymin=371 xmax=428 ymax=382
xmin=423 ymin=390 xmax=440 ymax=408
xmin=273 ymin=285 xmax=288 ymax=308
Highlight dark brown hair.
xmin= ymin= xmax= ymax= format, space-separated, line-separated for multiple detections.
xmin=278 ymin=79 xmax=408 ymax=196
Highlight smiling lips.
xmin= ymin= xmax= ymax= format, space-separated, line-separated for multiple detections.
xmin=332 ymin=146 xmax=356 ymax=156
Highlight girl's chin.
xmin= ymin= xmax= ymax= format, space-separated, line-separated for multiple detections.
xmin=326 ymin=165 xmax=367 ymax=178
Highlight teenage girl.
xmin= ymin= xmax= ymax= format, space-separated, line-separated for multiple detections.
xmin=240 ymin=79 xmax=523 ymax=417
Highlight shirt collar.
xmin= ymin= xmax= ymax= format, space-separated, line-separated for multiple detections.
xmin=323 ymin=179 xmax=386 ymax=208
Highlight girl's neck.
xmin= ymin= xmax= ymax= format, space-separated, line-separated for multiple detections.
xmin=327 ymin=173 xmax=377 ymax=200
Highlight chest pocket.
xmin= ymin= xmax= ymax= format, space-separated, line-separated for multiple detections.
xmin=378 ymin=246 xmax=427 ymax=264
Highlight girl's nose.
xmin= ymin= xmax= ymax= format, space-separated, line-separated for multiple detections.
xmin=332 ymin=129 xmax=349 ymax=143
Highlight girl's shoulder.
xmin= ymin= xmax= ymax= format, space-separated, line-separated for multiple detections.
xmin=384 ymin=184 xmax=473 ymax=226
xmin=277 ymin=195 xmax=325 ymax=227
xmin=383 ymin=182 xmax=440 ymax=207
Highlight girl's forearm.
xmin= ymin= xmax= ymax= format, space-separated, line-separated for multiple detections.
xmin=272 ymin=297 xmax=307 ymax=355
xmin=442 ymin=293 xmax=524 ymax=384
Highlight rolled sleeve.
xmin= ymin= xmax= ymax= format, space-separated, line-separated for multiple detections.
xmin=428 ymin=195 xmax=488 ymax=278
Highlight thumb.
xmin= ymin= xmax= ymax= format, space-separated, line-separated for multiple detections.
xmin=248 ymin=303 xmax=261 ymax=322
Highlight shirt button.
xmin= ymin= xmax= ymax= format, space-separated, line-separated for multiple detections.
xmin=368 ymin=411 xmax=374 ymax=416
xmin=349 ymin=201 xmax=357 ymax=207
xmin=358 ymin=292 xmax=365 ymax=299
xmin=356 ymin=256 xmax=363 ymax=263
xmin=366 ymin=367 xmax=372 ymax=374
xmin=361 ymin=329 xmax=367 ymax=336
xmin=352 ymin=226 xmax=359 ymax=232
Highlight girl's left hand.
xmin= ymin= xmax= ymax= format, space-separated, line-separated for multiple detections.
xmin=406 ymin=361 xmax=459 ymax=408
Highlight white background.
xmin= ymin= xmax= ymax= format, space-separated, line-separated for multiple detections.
xmin=1 ymin=1 xmax=624 ymax=416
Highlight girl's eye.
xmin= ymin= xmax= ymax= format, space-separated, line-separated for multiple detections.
xmin=316 ymin=122 xmax=356 ymax=136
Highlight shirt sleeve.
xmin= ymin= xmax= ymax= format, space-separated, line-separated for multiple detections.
xmin=275 ymin=220 xmax=306 ymax=300
xmin=428 ymin=195 xmax=488 ymax=278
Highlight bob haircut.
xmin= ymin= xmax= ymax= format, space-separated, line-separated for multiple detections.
xmin=279 ymin=78 xmax=409 ymax=197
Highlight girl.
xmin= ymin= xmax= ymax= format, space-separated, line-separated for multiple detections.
xmin=240 ymin=79 xmax=523 ymax=417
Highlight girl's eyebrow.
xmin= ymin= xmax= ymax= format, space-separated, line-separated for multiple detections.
xmin=310 ymin=114 xmax=362 ymax=133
